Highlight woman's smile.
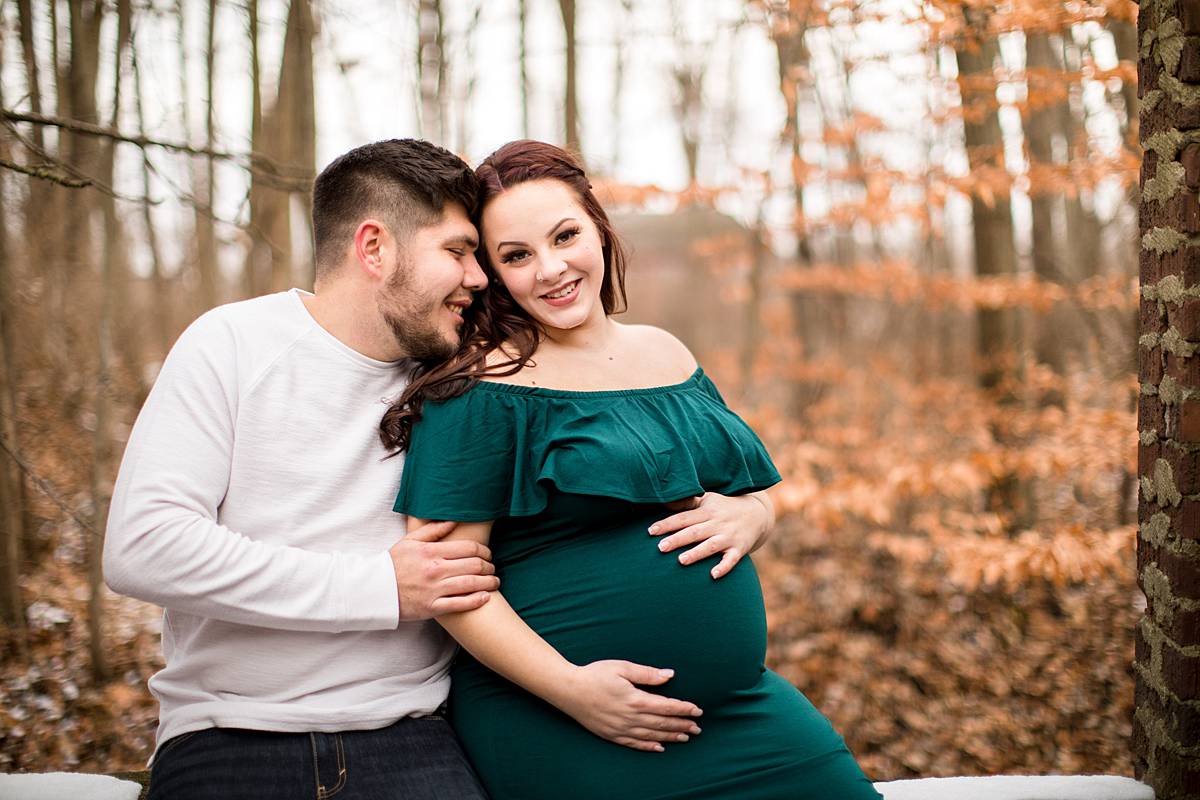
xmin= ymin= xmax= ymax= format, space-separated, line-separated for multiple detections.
xmin=540 ymin=278 xmax=582 ymax=306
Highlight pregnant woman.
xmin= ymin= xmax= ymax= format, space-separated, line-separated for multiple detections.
xmin=385 ymin=140 xmax=882 ymax=800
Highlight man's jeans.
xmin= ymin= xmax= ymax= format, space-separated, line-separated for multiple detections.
xmin=147 ymin=716 xmax=489 ymax=800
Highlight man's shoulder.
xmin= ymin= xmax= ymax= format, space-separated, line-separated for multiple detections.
xmin=178 ymin=291 xmax=304 ymax=351
xmin=161 ymin=291 xmax=310 ymax=383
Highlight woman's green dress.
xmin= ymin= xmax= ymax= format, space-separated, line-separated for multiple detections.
xmin=394 ymin=368 xmax=882 ymax=800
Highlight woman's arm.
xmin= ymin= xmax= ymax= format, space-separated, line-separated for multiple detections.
xmin=413 ymin=517 xmax=704 ymax=752
xmin=649 ymin=490 xmax=777 ymax=579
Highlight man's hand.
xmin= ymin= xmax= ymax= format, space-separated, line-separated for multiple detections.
xmin=553 ymin=660 xmax=703 ymax=752
xmin=390 ymin=520 xmax=499 ymax=621
xmin=648 ymin=492 xmax=774 ymax=579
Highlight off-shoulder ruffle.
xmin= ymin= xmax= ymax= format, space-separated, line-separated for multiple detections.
xmin=393 ymin=368 xmax=781 ymax=521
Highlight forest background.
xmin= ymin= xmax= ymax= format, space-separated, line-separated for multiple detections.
xmin=0 ymin=0 xmax=1142 ymax=781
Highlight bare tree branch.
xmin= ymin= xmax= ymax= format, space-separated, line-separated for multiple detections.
xmin=0 ymin=433 xmax=101 ymax=540
xmin=0 ymin=156 xmax=92 ymax=188
xmin=1 ymin=108 xmax=313 ymax=187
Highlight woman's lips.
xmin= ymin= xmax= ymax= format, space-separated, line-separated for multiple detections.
xmin=541 ymin=278 xmax=581 ymax=307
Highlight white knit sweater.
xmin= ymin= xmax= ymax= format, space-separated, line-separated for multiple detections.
xmin=104 ymin=289 xmax=454 ymax=755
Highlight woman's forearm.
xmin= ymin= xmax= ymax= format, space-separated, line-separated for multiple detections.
xmin=436 ymin=590 xmax=579 ymax=711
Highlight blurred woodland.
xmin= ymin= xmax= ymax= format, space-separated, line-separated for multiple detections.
xmin=0 ymin=0 xmax=1141 ymax=782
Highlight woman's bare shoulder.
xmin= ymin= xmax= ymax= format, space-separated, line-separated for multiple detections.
xmin=479 ymin=344 xmax=538 ymax=385
xmin=616 ymin=323 xmax=698 ymax=375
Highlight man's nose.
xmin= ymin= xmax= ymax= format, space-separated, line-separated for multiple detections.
xmin=463 ymin=253 xmax=488 ymax=290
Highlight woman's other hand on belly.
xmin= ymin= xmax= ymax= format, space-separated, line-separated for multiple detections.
xmin=551 ymin=660 xmax=704 ymax=753
xmin=648 ymin=491 xmax=774 ymax=579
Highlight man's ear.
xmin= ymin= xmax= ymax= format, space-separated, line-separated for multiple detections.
xmin=353 ymin=219 xmax=387 ymax=279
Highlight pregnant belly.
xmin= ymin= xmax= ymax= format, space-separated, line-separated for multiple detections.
xmin=490 ymin=518 xmax=769 ymax=708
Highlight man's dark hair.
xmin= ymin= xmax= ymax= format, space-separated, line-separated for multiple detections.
xmin=311 ymin=139 xmax=478 ymax=278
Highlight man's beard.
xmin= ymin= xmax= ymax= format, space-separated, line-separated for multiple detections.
xmin=378 ymin=259 xmax=459 ymax=362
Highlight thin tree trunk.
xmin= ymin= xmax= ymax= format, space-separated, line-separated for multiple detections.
xmin=418 ymin=0 xmax=446 ymax=144
xmin=286 ymin=0 xmax=316 ymax=290
xmin=769 ymin=4 xmax=822 ymax=416
xmin=610 ymin=0 xmax=632 ymax=173
xmin=1025 ymin=32 xmax=1067 ymax=406
xmin=88 ymin=0 xmax=133 ymax=683
xmin=131 ymin=29 xmax=172 ymax=359
xmin=668 ymin=2 xmax=704 ymax=189
xmin=243 ymin=0 xmax=264 ymax=298
xmin=197 ymin=0 xmax=219 ymax=312
xmin=955 ymin=9 xmax=1023 ymax=525
xmin=558 ymin=0 xmax=580 ymax=154
xmin=265 ymin=0 xmax=315 ymax=293
xmin=455 ymin=5 xmax=483 ymax=156
xmin=0 ymin=28 xmax=27 ymax=649
xmin=518 ymin=0 xmax=531 ymax=139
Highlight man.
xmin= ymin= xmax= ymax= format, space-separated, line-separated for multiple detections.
xmin=105 ymin=140 xmax=497 ymax=798
xmin=105 ymin=139 xmax=775 ymax=799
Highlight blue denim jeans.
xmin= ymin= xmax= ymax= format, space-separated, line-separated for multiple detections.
xmin=147 ymin=715 xmax=489 ymax=800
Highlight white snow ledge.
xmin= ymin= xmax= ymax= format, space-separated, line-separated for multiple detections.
xmin=0 ymin=773 xmax=142 ymax=800
xmin=0 ymin=772 xmax=1156 ymax=799
xmin=875 ymin=775 xmax=1155 ymax=800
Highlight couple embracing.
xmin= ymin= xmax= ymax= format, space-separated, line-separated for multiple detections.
xmin=105 ymin=138 xmax=882 ymax=800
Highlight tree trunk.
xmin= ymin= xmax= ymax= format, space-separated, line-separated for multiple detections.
xmin=1134 ymin=4 xmax=1200 ymax=797
xmin=1025 ymin=32 xmax=1067 ymax=405
xmin=243 ymin=0 xmax=265 ymax=299
xmin=280 ymin=0 xmax=316 ymax=291
xmin=0 ymin=31 xmax=27 ymax=647
xmin=417 ymin=0 xmax=447 ymax=144
xmin=87 ymin=0 xmax=133 ymax=683
xmin=668 ymin=3 xmax=704 ymax=189
xmin=955 ymin=8 xmax=1023 ymax=525
xmin=196 ymin=0 xmax=219 ymax=312
xmin=263 ymin=0 xmax=316 ymax=293
xmin=518 ymin=0 xmax=531 ymax=139
xmin=132 ymin=40 xmax=173 ymax=359
xmin=769 ymin=5 xmax=825 ymax=415
xmin=558 ymin=0 xmax=580 ymax=154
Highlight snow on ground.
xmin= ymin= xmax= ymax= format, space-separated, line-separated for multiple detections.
xmin=0 ymin=772 xmax=1156 ymax=799
xmin=0 ymin=773 xmax=142 ymax=800
xmin=875 ymin=775 xmax=1155 ymax=800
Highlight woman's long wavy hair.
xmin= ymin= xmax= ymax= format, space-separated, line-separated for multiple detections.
xmin=380 ymin=140 xmax=628 ymax=454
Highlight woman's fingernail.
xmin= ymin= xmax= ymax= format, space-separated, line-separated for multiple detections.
xmin=648 ymin=525 xmax=660 ymax=535
xmin=660 ymin=669 xmax=674 ymax=678
xmin=691 ymin=726 xmax=702 ymax=735
xmin=677 ymin=734 xmax=689 ymax=742
xmin=711 ymin=568 xmax=720 ymax=578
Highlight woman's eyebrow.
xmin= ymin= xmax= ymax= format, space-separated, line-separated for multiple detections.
xmin=546 ymin=217 xmax=576 ymax=237
xmin=497 ymin=218 xmax=578 ymax=249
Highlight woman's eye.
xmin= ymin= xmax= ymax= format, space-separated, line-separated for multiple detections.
xmin=555 ymin=227 xmax=580 ymax=245
xmin=500 ymin=250 xmax=530 ymax=264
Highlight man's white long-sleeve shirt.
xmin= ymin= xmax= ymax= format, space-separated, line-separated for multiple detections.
xmin=104 ymin=289 xmax=454 ymax=752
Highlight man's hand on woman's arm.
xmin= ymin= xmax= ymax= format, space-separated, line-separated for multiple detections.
xmin=390 ymin=519 xmax=498 ymax=620
xmin=649 ymin=490 xmax=776 ymax=579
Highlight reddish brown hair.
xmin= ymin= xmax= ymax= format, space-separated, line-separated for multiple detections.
xmin=379 ymin=140 xmax=629 ymax=453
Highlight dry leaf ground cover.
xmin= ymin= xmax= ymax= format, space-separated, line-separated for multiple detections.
xmin=0 ymin=513 xmax=1138 ymax=779
xmin=1 ymin=353 xmax=1138 ymax=778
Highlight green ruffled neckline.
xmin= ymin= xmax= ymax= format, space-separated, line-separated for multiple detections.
xmin=473 ymin=366 xmax=705 ymax=399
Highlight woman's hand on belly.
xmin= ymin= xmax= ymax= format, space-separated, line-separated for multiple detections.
xmin=552 ymin=660 xmax=704 ymax=752
xmin=648 ymin=491 xmax=774 ymax=579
